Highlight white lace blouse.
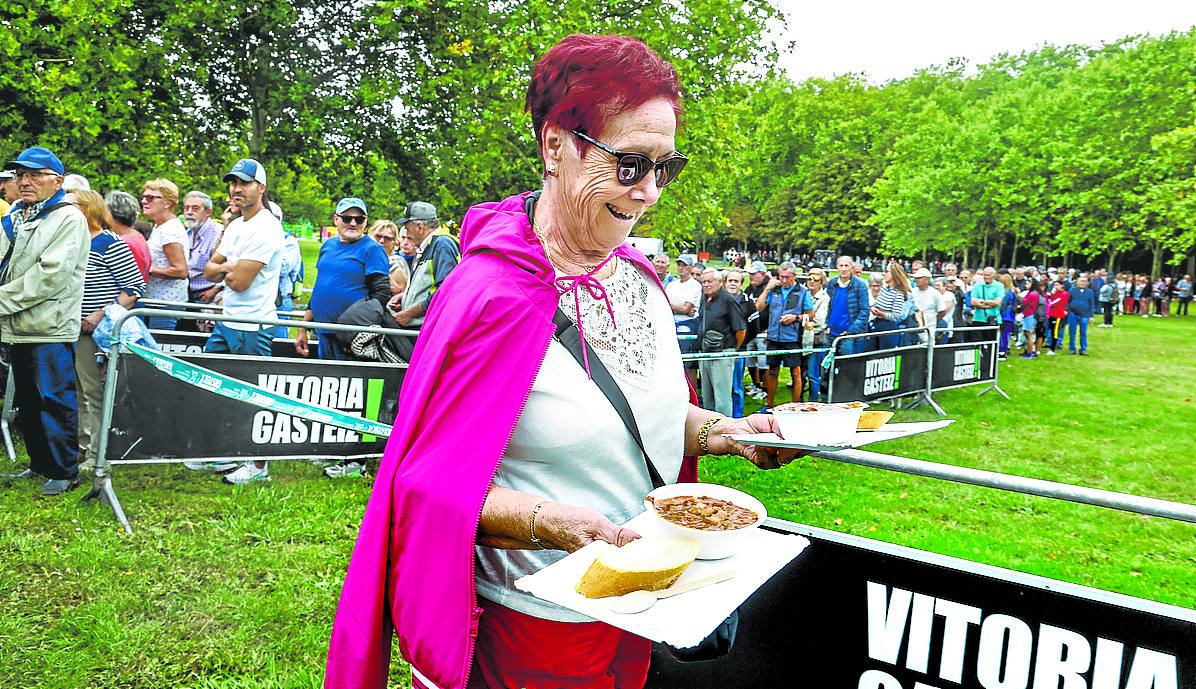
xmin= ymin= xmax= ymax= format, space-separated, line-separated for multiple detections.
xmin=474 ymin=259 xmax=689 ymax=622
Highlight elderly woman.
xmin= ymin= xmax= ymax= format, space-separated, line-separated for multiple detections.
xmin=800 ymin=268 xmax=829 ymax=402
xmin=67 ymin=190 xmax=144 ymax=469
xmin=326 ymin=35 xmax=801 ymax=689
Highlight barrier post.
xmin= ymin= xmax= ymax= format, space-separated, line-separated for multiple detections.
xmin=1 ymin=365 xmax=16 ymax=461
xmin=976 ymin=326 xmax=1010 ymax=399
xmin=82 ymin=306 xmax=420 ymax=533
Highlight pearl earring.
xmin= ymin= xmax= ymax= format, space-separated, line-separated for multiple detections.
xmin=547 ymin=164 xmax=557 ymax=174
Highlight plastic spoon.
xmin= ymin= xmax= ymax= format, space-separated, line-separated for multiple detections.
xmin=608 ymin=569 xmax=737 ymax=614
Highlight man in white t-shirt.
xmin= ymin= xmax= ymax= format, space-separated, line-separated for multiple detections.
xmin=911 ymin=267 xmax=947 ymax=342
xmin=665 ymin=254 xmax=702 ymax=387
xmin=196 ymin=158 xmax=284 ymax=484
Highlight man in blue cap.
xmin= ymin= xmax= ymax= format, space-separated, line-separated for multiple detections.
xmin=200 ymin=158 xmax=285 ymax=484
xmin=0 ymin=147 xmax=90 ymax=495
xmin=295 ymin=197 xmax=391 ymax=361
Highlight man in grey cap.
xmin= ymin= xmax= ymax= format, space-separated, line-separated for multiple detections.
xmin=390 ymin=201 xmax=460 ymax=340
xmin=0 ymin=146 xmax=90 ymax=495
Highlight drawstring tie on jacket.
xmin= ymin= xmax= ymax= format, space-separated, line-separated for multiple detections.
xmin=554 ymin=253 xmax=617 ymax=379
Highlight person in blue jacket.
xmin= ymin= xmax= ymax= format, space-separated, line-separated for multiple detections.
xmin=755 ymin=261 xmax=813 ymax=410
xmin=824 ymin=255 xmax=871 ymax=355
xmin=1066 ymin=275 xmax=1096 ymax=355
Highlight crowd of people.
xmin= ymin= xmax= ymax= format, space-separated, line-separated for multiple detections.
xmin=651 ymin=253 xmax=1192 ymax=415
xmin=0 ymin=147 xmax=457 ymax=491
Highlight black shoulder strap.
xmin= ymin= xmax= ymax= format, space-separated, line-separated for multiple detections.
xmin=552 ymin=308 xmax=665 ymax=489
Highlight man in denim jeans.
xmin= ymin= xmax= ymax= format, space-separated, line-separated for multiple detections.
xmin=195 ymin=159 xmax=284 ymax=484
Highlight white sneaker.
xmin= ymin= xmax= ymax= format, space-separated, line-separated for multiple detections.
xmin=1046 ymin=349 xmax=1056 ymax=356
xmin=184 ymin=461 xmax=238 ymax=472
xmin=323 ymin=461 xmax=367 ymax=479
xmin=222 ymin=461 xmax=270 ymax=484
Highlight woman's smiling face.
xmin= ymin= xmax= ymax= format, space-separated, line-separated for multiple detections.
xmin=553 ymin=97 xmax=678 ymax=253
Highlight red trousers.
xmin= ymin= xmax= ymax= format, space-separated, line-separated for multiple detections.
xmin=468 ymin=597 xmax=651 ymax=689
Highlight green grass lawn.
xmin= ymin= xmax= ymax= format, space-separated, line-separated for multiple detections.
xmin=0 ymin=313 xmax=1193 ymax=688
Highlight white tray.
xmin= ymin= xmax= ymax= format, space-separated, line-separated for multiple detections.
xmin=514 ymin=511 xmax=808 ymax=648
xmin=728 ymin=420 xmax=955 ymax=452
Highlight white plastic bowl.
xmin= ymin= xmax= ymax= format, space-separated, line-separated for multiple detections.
xmin=641 ymin=483 xmax=767 ymax=559
xmin=772 ymin=403 xmax=864 ymax=446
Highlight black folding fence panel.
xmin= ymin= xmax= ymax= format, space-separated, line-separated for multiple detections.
xmin=649 ymin=522 xmax=1194 ymax=689
xmin=107 ymin=351 xmax=402 ymax=461
xmin=930 ymin=339 xmax=998 ymax=392
xmin=828 ymin=344 xmax=930 ymax=404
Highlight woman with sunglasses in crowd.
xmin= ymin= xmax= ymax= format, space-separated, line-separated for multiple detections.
xmin=326 ymin=35 xmax=803 ymax=689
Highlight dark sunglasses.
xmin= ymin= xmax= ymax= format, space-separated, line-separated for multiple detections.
xmin=338 ymin=214 xmax=367 ymax=225
xmin=572 ymin=130 xmax=688 ymax=188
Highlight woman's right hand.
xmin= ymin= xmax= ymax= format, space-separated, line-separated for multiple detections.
xmin=535 ymin=502 xmax=640 ymax=553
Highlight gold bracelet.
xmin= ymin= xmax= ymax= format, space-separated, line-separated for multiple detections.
xmin=697 ymin=416 xmax=724 ymax=455
xmin=529 ymin=500 xmax=549 ymax=549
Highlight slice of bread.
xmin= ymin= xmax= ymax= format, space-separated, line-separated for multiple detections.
xmin=575 ymin=538 xmax=701 ymax=599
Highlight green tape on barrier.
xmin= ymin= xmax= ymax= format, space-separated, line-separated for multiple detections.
xmin=121 ymin=341 xmax=393 ymax=439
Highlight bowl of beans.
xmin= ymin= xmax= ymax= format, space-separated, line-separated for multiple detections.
xmin=643 ymin=483 xmax=767 ymax=559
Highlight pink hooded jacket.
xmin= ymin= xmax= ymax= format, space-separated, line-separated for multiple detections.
xmin=325 ymin=191 xmax=698 ymax=689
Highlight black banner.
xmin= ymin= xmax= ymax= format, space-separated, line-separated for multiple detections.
xmin=829 ymin=346 xmax=929 ymax=404
xmin=650 ymin=522 xmax=1194 ymax=688
xmin=106 ymin=352 xmax=402 ymax=460
xmin=150 ymin=329 xmax=316 ymax=359
xmin=931 ymin=342 xmax=997 ymax=392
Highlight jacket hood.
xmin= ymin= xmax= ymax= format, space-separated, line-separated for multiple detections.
xmin=458 ymin=191 xmax=554 ymax=285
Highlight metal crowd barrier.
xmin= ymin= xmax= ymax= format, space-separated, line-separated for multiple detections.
xmin=825 ymin=324 xmax=1006 ymax=414
xmin=83 ymin=306 xmax=420 ymax=534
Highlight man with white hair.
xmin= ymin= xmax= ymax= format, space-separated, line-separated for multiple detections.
xmin=63 ymin=173 xmax=90 ymax=193
xmin=179 ymin=191 xmax=223 ymax=329
xmin=697 ymin=268 xmax=746 ymax=416
xmin=825 ymin=255 xmax=870 ymax=355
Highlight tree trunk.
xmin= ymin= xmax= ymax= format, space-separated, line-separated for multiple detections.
xmin=1011 ymin=234 xmax=1020 ymax=267
xmin=1186 ymin=252 xmax=1194 ymax=277
xmin=979 ymin=234 xmax=989 ymax=269
xmin=1106 ymin=247 xmax=1118 ymax=273
xmin=1150 ymin=241 xmax=1164 ymax=278
xmin=962 ymin=247 xmax=970 ymax=271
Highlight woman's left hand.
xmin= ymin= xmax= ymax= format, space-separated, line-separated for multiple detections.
xmin=704 ymin=415 xmax=811 ymax=470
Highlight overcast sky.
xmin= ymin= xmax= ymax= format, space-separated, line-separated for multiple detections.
xmin=772 ymin=0 xmax=1196 ymax=83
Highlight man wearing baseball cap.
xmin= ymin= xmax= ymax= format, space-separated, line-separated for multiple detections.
xmin=199 ymin=158 xmax=285 ymax=484
xmin=0 ymin=146 xmax=90 ymax=495
xmin=390 ymin=201 xmax=460 ymax=337
xmin=296 ymin=197 xmax=391 ymax=361
xmin=0 ymin=169 xmax=17 ymax=216
xmin=911 ymin=266 xmax=947 ymax=342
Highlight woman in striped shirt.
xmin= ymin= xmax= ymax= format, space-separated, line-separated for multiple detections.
xmin=68 ymin=190 xmax=145 ymax=469
xmin=869 ymin=261 xmax=912 ymax=349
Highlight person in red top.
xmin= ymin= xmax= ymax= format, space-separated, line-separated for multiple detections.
xmin=1019 ymin=280 xmax=1042 ymax=359
xmin=1045 ymin=280 xmax=1070 ymax=355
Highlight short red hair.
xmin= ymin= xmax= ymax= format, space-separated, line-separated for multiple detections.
xmin=526 ymin=34 xmax=682 ymax=153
